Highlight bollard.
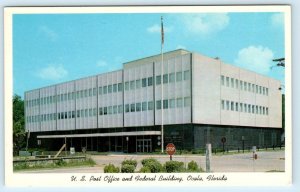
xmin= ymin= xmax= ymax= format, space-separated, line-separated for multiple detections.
xmin=273 ymin=145 xmax=275 ymax=150
xmin=206 ymin=144 xmax=212 ymax=173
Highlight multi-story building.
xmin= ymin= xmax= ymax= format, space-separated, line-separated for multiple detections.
xmin=24 ymin=49 xmax=282 ymax=153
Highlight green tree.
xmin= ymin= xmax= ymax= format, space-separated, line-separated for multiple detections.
xmin=13 ymin=94 xmax=26 ymax=155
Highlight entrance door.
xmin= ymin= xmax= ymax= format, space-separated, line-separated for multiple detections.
xmin=136 ymin=139 xmax=152 ymax=153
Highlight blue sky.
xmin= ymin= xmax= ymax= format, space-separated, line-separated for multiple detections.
xmin=13 ymin=12 xmax=285 ymax=97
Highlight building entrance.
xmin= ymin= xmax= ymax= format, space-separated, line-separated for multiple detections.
xmin=136 ymin=139 xmax=152 ymax=153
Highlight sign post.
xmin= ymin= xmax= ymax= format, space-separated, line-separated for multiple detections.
xmin=206 ymin=143 xmax=212 ymax=172
xmin=166 ymin=143 xmax=176 ymax=161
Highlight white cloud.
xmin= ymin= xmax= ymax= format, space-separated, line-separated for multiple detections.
xmin=271 ymin=13 xmax=284 ymax=27
xmin=96 ymin=60 xmax=108 ymax=67
xmin=147 ymin=24 xmax=172 ymax=33
xmin=176 ymin=45 xmax=186 ymax=50
xmin=234 ymin=45 xmax=274 ymax=75
xmin=37 ymin=64 xmax=68 ymax=80
xmin=39 ymin=25 xmax=58 ymax=41
xmin=180 ymin=13 xmax=229 ymax=35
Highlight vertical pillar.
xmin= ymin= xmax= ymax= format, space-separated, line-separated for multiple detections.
xmin=206 ymin=143 xmax=212 ymax=173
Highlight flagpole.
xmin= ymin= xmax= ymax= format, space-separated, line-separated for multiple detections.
xmin=161 ymin=16 xmax=164 ymax=153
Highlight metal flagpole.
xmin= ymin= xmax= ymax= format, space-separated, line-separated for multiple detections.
xmin=161 ymin=16 xmax=164 ymax=153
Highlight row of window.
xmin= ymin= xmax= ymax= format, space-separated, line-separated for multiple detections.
xmin=221 ymin=100 xmax=269 ymax=115
xmin=221 ymin=75 xmax=269 ymax=96
xmin=26 ymin=70 xmax=191 ymax=108
xmin=27 ymin=96 xmax=192 ymax=123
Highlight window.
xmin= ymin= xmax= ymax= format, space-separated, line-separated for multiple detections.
xmin=266 ymin=107 xmax=269 ymax=115
xmin=252 ymin=105 xmax=255 ymax=114
xmin=108 ymin=106 xmax=112 ymax=114
xmin=72 ymin=111 xmax=75 ymax=118
xmin=252 ymin=84 xmax=255 ymax=92
xmin=256 ymin=85 xmax=258 ymax=93
xmin=244 ymin=104 xmax=247 ymax=112
xmin=226 ymin=77 xmax=230 ymax=87
xmin=226 ymin=101 xmax=230 ymax=110
xmin=256 ymin=106 xmax=258 ymax=114
xmin=99 ymin=107 xmax=103 ymax=115
xmin=142 ymin=78 xmax=147 ymax=87
xmin=156 ymin=75 xmax=161 ymax=85
xmin=163 ymin=74 xmax=168 ymax=84
xmin=118 ymin=105 xmax=123 ymax=113
xmin=235 ymin=102 xmax=239 ymax=111
xmin=240 ymin=103 xmax=243 ymax=112
xmin=221 ymin=100 xmax=225 ymax=110
xmin=235 ymin=79 xmax=239 ymax=89
xmin=231 ymin=101 xmax=234 ymax=111
xmin=85 ymin=109 xmax=88 ymax=117
xmin=103 ymin=86 xmax=108 ymax=94
xmin=118 ymin=83 xmax=123 ymax=92
xmin=142 ymin=102 xmax=147 ymax=111
xmin=148 ymin=101 xmax=154 ymax=110
xmin=240 ymin=81 xmax=243 ymax=90
xmin=248 ymin=104 xmax=251 ymax=113
xmin=136 ymin=79 xmax=141 ymax=89
xmin=176 ymin=98 xmax=183 ymax=108
xmin=125 ymin=82 xmax=129 ymax=91
xmin=98 ymin=87 xmax=102 ymax=95
xmin=259 ymin=86 xmax=262 ymax=94
xmin=169 ymin=73 xmax=175 ymax=83
xmin=184 ymin=97 xmax=191 ymax=107
xmin=65 ymin=112 xmax=68 ymax=119
xmin=248 ymin=83 xmax=251 ymax=91
xmin=93 ymin=108 xmax=97 ymax=116
xmin=259 ymin=106 xmax=262 ymax=114
xmin=125 ymin=104 xmax=130 ymax=113
xmin=113 ymin=105 xmax=118 ymax=114
xmin=244 ymin=82 xmax=247 ymax=91
xmin=170 ymin=99 xmax=175 ymax=108
xmin=113 ymin=84 xmax=117 ymax=93
xmin=50 ymin=96 xmax=53 ymax=103
xmin=130 ymin=104 xmax=135 ymax=112
xmin=89 ymin=88 xmax=92 ymax=96
xmin=184 ymin=70 xmax=190 ymax=80
xmin=221 ymin=75 xmax=225 ymax=85
xmin=263 ymin=107 xmax=265 ymax=115
xmin=108 ymin=85 xmax=112 ymax=93
xmin=163 ymin=99 xmax=168 ymax=109
xmin=130 ymin=81 xmax=135 ymax=90
xmin=80 ymin=110 xmax=84 ymax=117
xmin=266 ymin=88 xmax=269 ymax=96
xmin=89 ymin=108 xmax=93 ymax=116
xmin=148 ymin=77 xmax=153 ymax=86
xmin=263 ymin=87 xmax=265 ymax=95
xmin=84 ymin=90 xmax=88 ymax=97
xmin=176 ymin=72 xmax=182 ymax=82
xmin=93 ymin=88 xmax=97 ymax=96
xmin=231 ymin=78 xmax=234 ymax=88
xmin=156 ymin=100 xmax=162 ymax=110
xmin=136 ymin=103 xmax=141 ymax=112
xmin=103 ymin=107 xmax=108 ymax=115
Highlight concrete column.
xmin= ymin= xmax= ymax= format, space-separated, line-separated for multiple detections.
xmin=206 ymin=143 xmax=212 ymax=173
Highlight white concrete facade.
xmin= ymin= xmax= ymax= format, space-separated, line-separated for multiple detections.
xmin=25 ymin=49 xmax=282 ymax=133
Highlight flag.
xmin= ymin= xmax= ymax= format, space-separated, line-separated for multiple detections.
xmin=161 ymin=16 xmax=164 ymax=46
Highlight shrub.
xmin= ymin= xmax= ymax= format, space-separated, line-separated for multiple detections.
xmin=121 ymin=164 xmax=135 ymax=173
xmin=55 ymin=159 xmax=67 ymax=166
xmin=104 ymin=163 xmax=120 ymax=173
xmin=121 ymin=159 xmax=137 ymax=168
xmin=164 ymin=161 xmax=184 ymax=173
xmin=139 ymin=166 xmax=151 ymax=173
xmin=141 ymin=158 xmax=163 ymax=173
xmin=187 ymin=160 xmax=199 ymax=172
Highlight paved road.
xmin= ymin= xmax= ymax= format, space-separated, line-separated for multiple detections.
xmin=17 ymin=150 xmax=284 ymax=173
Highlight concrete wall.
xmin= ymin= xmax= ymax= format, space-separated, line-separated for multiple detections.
xmin=192 ymin=52 xmax=282 ymax=128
